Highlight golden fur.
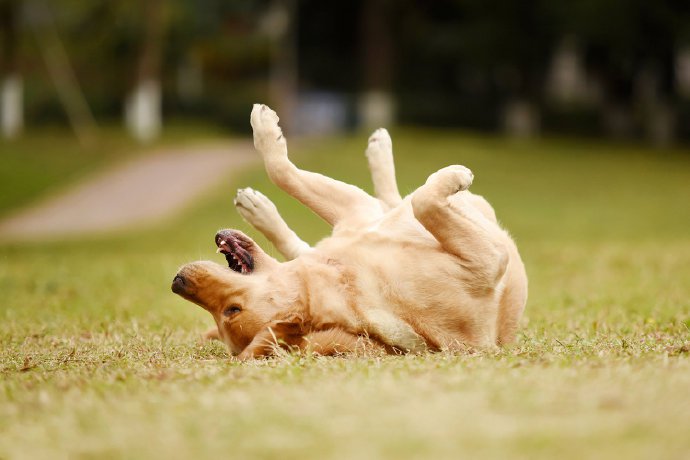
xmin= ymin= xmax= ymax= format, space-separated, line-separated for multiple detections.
xmin=172 ymin=105 xmax=528 ymax=360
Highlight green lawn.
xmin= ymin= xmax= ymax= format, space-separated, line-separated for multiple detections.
xmin=1 ymin=130 xmax=689 ymax=459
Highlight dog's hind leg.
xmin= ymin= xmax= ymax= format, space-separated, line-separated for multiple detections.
xmin=251 ymin=104 xmax=382 ymax=227
xmin=411 ymin=166 xmax=509 ymax=288
xmin=365 ymin=128 xmax=402 ymax=210
xmin=234 ymin=187 xmax=311 ymax=260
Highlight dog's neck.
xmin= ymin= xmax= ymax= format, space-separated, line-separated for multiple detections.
xmin=287 ymin=256 xmax=361 ymax=332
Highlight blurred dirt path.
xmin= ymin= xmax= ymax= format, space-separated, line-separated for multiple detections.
xmin=0 ymin=142 xmax=256 ymax=241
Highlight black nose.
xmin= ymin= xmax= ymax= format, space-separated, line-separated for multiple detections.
xmin=171 ymin=274 xmax=187 ymax=294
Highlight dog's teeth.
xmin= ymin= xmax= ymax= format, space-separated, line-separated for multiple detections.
xmin=216 ymin=247 xmax=223 ymax=253
xmin=217 ymin=241 xmax=233 ymax=253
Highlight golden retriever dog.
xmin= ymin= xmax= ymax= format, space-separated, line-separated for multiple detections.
xmin=172 ymin=104 xmax=528 ymax=360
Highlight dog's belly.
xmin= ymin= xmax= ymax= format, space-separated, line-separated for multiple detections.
xmin=315 ymin=229 xmax=500 ymax=349
xmin=362 ymin=255 xmax=495 ymax=348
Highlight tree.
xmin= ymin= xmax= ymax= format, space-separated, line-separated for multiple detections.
xmin=262 ymin=0 xmax=298 ymax=133
xmin=28 ymin=0 xmax=98 ymax=146
xmin=358 ymin=0 xmax=395 ymax=128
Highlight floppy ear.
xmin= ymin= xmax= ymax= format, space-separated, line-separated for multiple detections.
xmin=270 ymin=310 xmax=311 ymax=337
xmin=236 ymin=311 xmax=310 ymax=360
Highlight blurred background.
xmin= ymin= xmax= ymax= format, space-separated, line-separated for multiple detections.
xmin=2 ymin=0 xmax=690 ymax=145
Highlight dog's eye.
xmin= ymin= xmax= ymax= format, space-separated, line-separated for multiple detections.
xmin=223 ymin=305 xmax=242 ymax=316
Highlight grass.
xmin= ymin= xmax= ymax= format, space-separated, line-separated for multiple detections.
xmin=1 ymin=129 xmax=689 ymax=459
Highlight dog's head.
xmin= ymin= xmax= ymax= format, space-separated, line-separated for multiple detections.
xmin=172 ymin=229 xmax=304 ymax=355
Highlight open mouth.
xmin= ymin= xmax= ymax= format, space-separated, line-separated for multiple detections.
xmin=215 ymin=230 xmax=255 ymax=274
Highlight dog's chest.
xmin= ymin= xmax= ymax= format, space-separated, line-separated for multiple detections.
xmin=319 ymin=233 xmax=466 ymax=308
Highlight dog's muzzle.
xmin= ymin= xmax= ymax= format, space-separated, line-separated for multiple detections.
xmin=171 ymin=274 xmax=187 ymax=295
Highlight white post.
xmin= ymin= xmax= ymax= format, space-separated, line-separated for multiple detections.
xmin=676 ymin=47 xmax=690 ymax=99
xmin=1 ymin=74 xmax=23 ymax=139
xmin=358 ymin=91 xmax=394 ymax=129
xmin=126 ymin=78 xmax=161 ymax=143
xmin=503 ymin=99 xmax=540 ymax=138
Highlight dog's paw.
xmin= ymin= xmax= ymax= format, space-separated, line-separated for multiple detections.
xmin=250 ymin=104 xmax=286 ymax=156
xmin=200 ymin=327 xmax=220 ymax=342
xmin=426 ymin=165 xmax=474 ymax=196
xmin=365 ymin=128 xmax=392 ymax=159
xmin=363 ymin=309 xmax=427 ymax=353
xmin=234 ymin=187 xmax=281 ymax=232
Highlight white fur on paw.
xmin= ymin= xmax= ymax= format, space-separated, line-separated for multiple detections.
xmin=250 ymin=104 xmax=285 ymax=153
xmin=363 ymin=309 xmax=426 ymax=353
xmin=427 ymin=165 xmax=474 ymax=195
xmin=234 ymin=187 xmax=280 ymax=230
xmin=366 ymin=128 xmax=392 ymax=156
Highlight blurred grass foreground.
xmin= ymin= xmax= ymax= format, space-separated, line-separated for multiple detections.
xmin=1 ymin=127 xmax=689 ymax=458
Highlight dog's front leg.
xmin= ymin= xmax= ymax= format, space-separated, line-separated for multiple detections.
xmin=234 ymin=187 xmax=311 ymax=260
xmin=250 ymin=104 xmax=381 ymax=227
xmin=235 ymin=331 xmax=280 ymax=360
xmin=200 ymin=326 xmax=220 ymax=341
xmin=235 ymin=312 xmax=310 ymax=360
